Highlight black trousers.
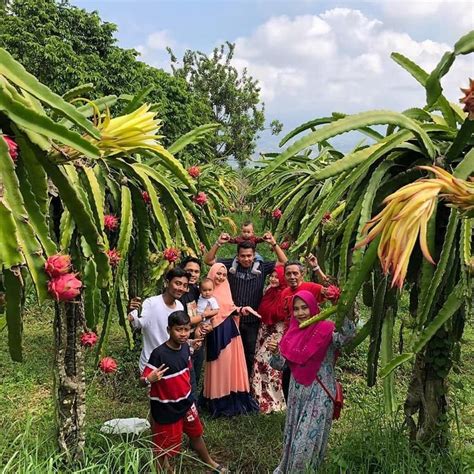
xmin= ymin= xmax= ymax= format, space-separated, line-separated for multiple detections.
xmin=190 ymin=344 xmax=205 ymax=399
xmin=282 ymin=366 xmax=291 ymax=402
xmin=239 ymin=320 xmax=260 ymax=379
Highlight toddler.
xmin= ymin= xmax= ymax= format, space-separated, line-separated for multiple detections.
xmin=197 ymin=278 xmax=220 ymax=323
xmin=228 ymin=221 xmax=264 ymax=275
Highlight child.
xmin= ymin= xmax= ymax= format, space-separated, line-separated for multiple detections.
xmin=228 ymin=221 xmax=264 ymax=275
xmin=197 ymin=278 xmax=220 ymax=323
xmin=141 ymin=311 xmax=226 ymax=473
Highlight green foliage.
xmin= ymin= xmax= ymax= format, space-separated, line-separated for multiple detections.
xmin=0 ymin=0 xmax=214 ymax=145
xmin=169 ymin=41 xmax=265 ymax=167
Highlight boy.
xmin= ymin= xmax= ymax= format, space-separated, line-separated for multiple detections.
xmin=228 ymin=221 xmax=265 ymax=275
xmin=141 ymin=311 xmax=225 ymax=473
xmin=196 ymin=278 xmax=220 ymax=323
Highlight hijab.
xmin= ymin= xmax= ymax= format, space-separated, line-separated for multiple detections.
xmin=206 ymin=263 xmax=237 ymax=326
xmin=258 ymin=266 xmax=287 ymax=325
xmin=279 ymin=290 xmax=335 ymax=386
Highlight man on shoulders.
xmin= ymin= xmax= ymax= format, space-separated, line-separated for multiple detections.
xmin=204 ymin=231 xmax=288 ymax=377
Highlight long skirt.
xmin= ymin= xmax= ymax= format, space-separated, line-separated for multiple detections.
xmin=250 ymin=321 xmax=286 ymax=413
xmin=199 ymin=316 xmax=258 ymax=417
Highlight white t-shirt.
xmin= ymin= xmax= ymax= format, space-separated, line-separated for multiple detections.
xmin=129 ymin=295 xmax=184 ymax=372
xmin=197 ymin=296 xmax=220 ymax=316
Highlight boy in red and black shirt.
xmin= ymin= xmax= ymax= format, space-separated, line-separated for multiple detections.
xmin=141 ymin=311 xmax=225 ymax=472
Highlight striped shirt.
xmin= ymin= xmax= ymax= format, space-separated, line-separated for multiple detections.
xmin=142 ymin=342 xmax=193 ymax=424
xmin=219 ymin=258 xmax=276 ymax=324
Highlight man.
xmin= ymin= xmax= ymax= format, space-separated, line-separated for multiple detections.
xmin=204 ymin=231 xmax=287 ymax=377
xmin=128 ymin=267 xmax=190 ymax=373
xmin=278 ymin=257 xmax=327 ymax=400
xmin=179 ymin=256 xmax=208 ymax=396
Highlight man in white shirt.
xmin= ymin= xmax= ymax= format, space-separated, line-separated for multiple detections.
xmin=127 ymin=267 xmax=190 ymax=372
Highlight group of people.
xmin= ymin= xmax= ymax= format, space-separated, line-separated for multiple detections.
xmin=128 ymin=221 xmax=356 ymax=473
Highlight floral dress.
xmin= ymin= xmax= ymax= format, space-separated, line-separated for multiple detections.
xmin=270 ymin=318 xmax=355 ymax=473
xmin=251 ymin=321 xmax=286 ymax=413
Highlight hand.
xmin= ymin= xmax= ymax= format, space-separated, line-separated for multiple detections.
xmin=263 ymin=232 xmax=276 ymax=246
xmin=146 ymin=364 xmax=169 ymax=383
xmin=267 ymin=338 xmax=279 ymax=354
xmin=189 ymin=337 xmax=204 ymax=351
xmin=306 ymin=253 xmax=319 ymax=269
xmin=128 ymin=297 xmax=142 ymax=313
xmin=217 ymin=233 xmax=230 ymax=245
xmin=240 ymin=306 xmax=251 ymax=316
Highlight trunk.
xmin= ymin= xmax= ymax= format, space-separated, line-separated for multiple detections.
xmin=53 ymin=297 xmax=86 ymax=461
xmin=404 ymin=331 xmax=451 ymax=448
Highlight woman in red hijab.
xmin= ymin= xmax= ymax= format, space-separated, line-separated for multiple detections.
xmin=250 ymin=265 xmax=287 ymax=413
xmin=269 ymin=290 xmax=355 ymax=473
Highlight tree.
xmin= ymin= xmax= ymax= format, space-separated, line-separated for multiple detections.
xmin=169 ymin=42 xmax=266 ymax=167
xmin=0 ymin=0 xmax=214 ymax=147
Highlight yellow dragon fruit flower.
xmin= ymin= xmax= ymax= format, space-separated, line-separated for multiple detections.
xmin=355 ymin=166 xmax=474 ymax=288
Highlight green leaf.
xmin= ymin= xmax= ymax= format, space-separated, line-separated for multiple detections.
xmin=37 ymin=154 xmax=111 ymax=287
xmin=4 ymin=268 xmax=23 ymax=362
xmin=412 ymin=283 xmax=464 ymax=354
xmin=14 ymin=135 xmax=57 ymax=255
xmin=379 ymin=353 xmax=414 ymax=379
xmin=313 ymin=131 xmax=412 ymax=180
xmin=260 ymin=110 xmax=436 ymax=180
xmin=167 ymin=123 xmax=219 ymax=155
xmin=0 ymin=48 xmax=100 ymax=138
xmin=426 ymin=52 xmax=455 ymax=106
xmin=299 ymin=305 xmax=337 ymax=328
xmin=0 ymin=202 xmax=23 ymax=268
xmin=97 ymin=186 xmax=133 ymax=358
xmin=380 ymin=307 xmax=396 ymax=414
xmin=336 ymin=237 xmax=380 ymax=329
xmin=121 ymin=85 xmax=154 ymax=115
xmin=453 ymin=147 xmax=474 ymax=179
xmin=0 ymin=86 xmax=100 ymax=158
xmin=445 ymin=118 xmax=474 ymax=163
xmin=418 ymin=210 xmax=459 ymax=327
xmin=0 ymin=137 xmax=48 ymax=301
xmin=62 ymin=83 xmax=94 ymax=102
xmin=454 ymin=30 xmax=474 ymax=55
xmin=367 ymin=276 xmax=387 ymax=386
xmin=83 ymin=259 xmax=99 ymax=328
xmin=59 ymin=209 xmax=74 ymax=251
xmin=391 ymin=52 xmax=456 ymax=127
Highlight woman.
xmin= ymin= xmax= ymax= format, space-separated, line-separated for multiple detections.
xmin=250 ymin=266 xmax=287 ymax=413
xmin=269 ymin=290 xmax=355 ymax=473
xmin=200 ymin=263 xmax=259 ymax=417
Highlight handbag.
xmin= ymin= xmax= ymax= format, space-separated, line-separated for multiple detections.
xmin=314 ymin=375 xmax=344 ymax=420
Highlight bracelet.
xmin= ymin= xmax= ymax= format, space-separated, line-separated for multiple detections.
xmin=215 ymin=241 xmax=222 ymax=247
xmin=271 ymin=242 xmax=277 ymax=248
xmin=312 ymin=265 xmax=320 ymax=272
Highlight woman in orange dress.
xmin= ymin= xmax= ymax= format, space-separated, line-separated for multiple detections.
xmin=199 ymin=263 xmax=259 ymax=417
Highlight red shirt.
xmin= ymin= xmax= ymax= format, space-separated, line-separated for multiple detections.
xmin=277 ymin=282 xmax=324 ymax=325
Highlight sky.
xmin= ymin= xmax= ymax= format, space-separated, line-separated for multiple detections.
xmin=73 ymin=0 xmax=474 ymax=155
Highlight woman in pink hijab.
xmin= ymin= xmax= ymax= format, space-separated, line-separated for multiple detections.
xmin=200 ymin=263 xmax=258 ymax=417
xmin=269 ymin=290 xmax=355 ymax=473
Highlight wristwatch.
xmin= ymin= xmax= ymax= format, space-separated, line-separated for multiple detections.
xmin=144 ymin=376 xmax=151 ymax=387
xmin=312 ymin=265 xmax=320 ymax=272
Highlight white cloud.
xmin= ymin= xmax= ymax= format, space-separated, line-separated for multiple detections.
xmin=381 ymin=0 xmax=473 ymax=32
xmin=231 ymin=7 xmax=472 ymax=144
xmin=134 ymin=29 xmax=178 ymax=71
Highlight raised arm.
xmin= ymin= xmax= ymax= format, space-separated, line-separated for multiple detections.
xmin=263 ymin=232 xmax=288 ymax=264
xmin=127 ymin=298 xmax=152 ymax=329
xmin=203 ymin=232 xmax=230 ymax=265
